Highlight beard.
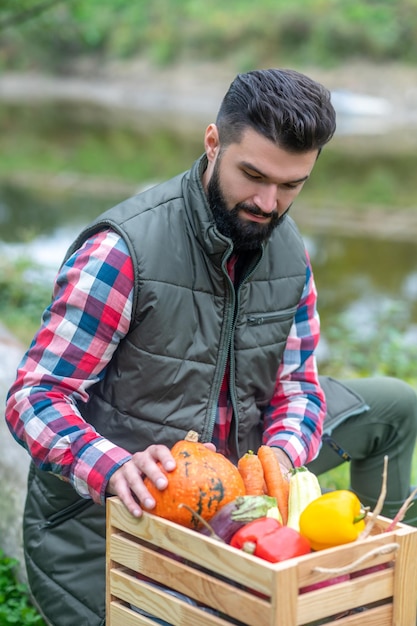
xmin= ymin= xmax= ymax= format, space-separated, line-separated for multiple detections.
xmin=206 ymin=159 xmax=285 ymax=252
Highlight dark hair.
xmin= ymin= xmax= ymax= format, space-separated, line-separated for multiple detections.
xmin=216 ymin=68 xmax=336 ymax=152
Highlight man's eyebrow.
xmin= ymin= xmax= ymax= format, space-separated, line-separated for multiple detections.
xmin=239 ymin=161 xmax=309 ymax=184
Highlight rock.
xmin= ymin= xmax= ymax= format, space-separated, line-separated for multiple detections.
xmin=0 ymin=324 xmax=29 ymax=578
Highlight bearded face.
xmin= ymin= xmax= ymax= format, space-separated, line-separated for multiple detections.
xmin=206 ymin=155 xmax=286 ymax=252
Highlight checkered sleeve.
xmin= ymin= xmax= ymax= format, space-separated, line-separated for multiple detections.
xmin=262 ymin=251 xmax=326 ymax=467
xmin=5 ymin=229 xmax=134 ymax=504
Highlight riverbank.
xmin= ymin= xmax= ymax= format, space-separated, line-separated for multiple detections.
xmin=1 ymin=58 xmax=417 ymax=241
xmin=1 ymin=59 xmax=417 ymax=134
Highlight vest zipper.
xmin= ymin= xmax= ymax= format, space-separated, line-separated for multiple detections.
xmin=206 ymin=260 xmax=236 ymax=440
xmin=205 ymin=248 xmax=264 ymax=448
xmin=229 ymin=250 xmax=264 ymax=459
xmin=247 ymin=305 xmax=298 ymax=326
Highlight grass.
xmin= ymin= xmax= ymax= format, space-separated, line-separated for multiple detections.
xmin=0 ymin=551 xmax=46 ymax=626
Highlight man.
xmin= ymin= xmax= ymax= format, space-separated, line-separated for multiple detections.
xmin=5 ymin=68 xmax=417 ymax=625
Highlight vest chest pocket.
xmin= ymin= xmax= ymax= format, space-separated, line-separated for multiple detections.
xmin=247 ymin=305 xmax=298 ymax=326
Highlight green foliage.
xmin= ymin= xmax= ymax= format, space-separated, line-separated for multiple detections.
xmin=318 ymin=305 xmax=417 ymax=492
xmin=0 ymin=257 xmax=51 ymax=344
xmin=1 ymin=0 xmax=417 ymax=71
xmin=302 ymin=149 xmax=417 ymax=210
xmin=0 ymin=550 xmax=46 ymax=626
xmin=319 ymin=304 xmax=417 ymax=383
xmin=0 ymin=103 xmax=203 ymax=186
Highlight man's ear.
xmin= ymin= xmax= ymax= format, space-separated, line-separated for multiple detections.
xmin=204 ymin=124 xmax=220 ymax=162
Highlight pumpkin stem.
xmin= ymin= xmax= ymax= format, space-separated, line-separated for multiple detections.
xmin=185 ymin=430 xmax=200 ymax=442
xmin=178 ymin=503 xmax=224 ymax=542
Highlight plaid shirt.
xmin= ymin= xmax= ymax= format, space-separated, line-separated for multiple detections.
xmin=6 ymin=229 xmax=325 ymax=504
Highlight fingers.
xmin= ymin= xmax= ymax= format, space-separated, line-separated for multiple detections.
xmin=107 ymin=465 xmax=143 ymax=518
xmin=136 ymin=444 xmax=175 ymax=488
xmin=106 ymin=444 xmax=176 ymax=517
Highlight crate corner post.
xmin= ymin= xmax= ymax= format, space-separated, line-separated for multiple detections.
xmin=271 ymin=565 xmax=298 ymax=626
xmin=392 ymin=525 xmax=417 ymax=626
xmin=106 ymin=497 xmax=115 ymax=624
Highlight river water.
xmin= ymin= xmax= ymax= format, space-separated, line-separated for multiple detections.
xmin=2 ymin=179 xmax=417 ymax=368
xmin=1 ymin=99 xmax=417 ymax=371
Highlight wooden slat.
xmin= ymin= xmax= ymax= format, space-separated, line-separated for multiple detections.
xmin=296 ymin=532 xmax=398 ymax=589
xmin=297 ymin=568 xmax=393 ymax=624
xmin=109 ymin=532 xmax=270 ymax=625
xmin=108 ymin=496 xmax=275 ymax=595
xmin=314 ymin=604 xmax=392 ymax=626
xmin=110 ymin=569 xmax=236 ymax=626
xmin=109 ymin=601 xmax=157 ymax=625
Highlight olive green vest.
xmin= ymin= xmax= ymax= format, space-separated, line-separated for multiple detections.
xmin=23 ymin=156 xmax=366 ymax=625
xmin=67 ymin=155 xmax=308 ymax=457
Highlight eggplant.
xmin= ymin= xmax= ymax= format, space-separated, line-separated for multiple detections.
xmin=199 ymin=495 xmax=279 ymax=543
xmin=199 ymin=500 xmax=245 ymax=542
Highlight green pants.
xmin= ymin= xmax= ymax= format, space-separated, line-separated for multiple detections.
xmin=308 ymin=377 xmax=417 ymax=524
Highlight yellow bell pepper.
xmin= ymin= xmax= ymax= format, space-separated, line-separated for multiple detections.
xmin=298 ymin=490 xmax=366 ymax=551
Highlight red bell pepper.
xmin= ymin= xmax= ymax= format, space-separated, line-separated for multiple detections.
xmin=230 ymin=517 xmax=311 ymax=563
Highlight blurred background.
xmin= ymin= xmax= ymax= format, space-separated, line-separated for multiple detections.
xmin=1 ymin=0 xmax=417 ymax=380
xmin=0 ymin=4 xmax=417 ymax=619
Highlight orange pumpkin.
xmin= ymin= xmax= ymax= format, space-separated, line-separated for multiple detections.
xmin=144 ymin=434 xmax=245 ymax=529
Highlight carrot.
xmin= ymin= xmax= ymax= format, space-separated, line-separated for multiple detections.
xmin=237 ymin=450 xmax=265 ymax=496
xmin=257 ymin=445 xmax=290 ymax=525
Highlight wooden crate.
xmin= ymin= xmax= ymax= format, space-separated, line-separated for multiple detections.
xmin=106 ymin=496 xmax=417 ymax=626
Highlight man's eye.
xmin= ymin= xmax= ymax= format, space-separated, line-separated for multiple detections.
xmin=244 ymin=171 xmax=262 ymax=180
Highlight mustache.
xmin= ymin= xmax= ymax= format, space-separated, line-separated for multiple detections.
xmin=235 ymin=202 xmax=278 ymax=220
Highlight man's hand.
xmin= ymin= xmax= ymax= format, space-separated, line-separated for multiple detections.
xmin=107 ymin=441 xmax=216 ymax=517
xmin=107 ymin=444 xmax=176 ymax=518
xmin=272 ymin=447 xmax=293 ymax=480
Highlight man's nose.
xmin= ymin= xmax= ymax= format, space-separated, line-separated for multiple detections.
xmin=253 ymin=184 xmax=278 ymax=214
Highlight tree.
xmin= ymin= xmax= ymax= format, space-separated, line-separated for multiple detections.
xmin=0 ymin=0 xmax=65 ymax=30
